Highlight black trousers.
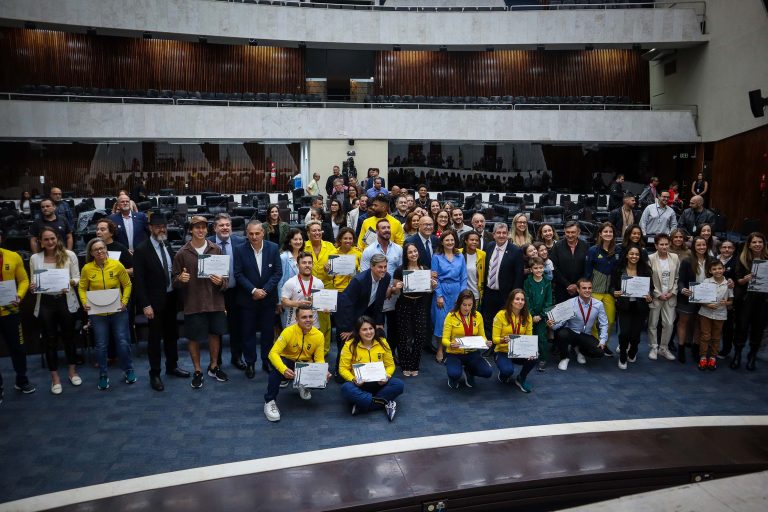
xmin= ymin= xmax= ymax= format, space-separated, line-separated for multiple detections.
xmin=38 ymin=295 xmax=76 ymax=371
xmin=147 ymin=292 xmax=180 ymax=376
xmin=617 ymin=309 xmax=644 ymax=363
xmin=223 ymin=287 xmax=242 ymax=363
xmin=735 ymin=295 xmax=768 ymax=353
xmin=554 ymin=328 xmax=603 ymax=360
xmin=481 ymin=288 xmax=507 ymax=336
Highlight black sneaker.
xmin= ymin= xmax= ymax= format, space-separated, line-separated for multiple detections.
xmin=603 ymin=346 xmax=614 ymax=357
xmin=191 ymin=371 xmax=204 ymax=389
xmin=207 ymin=366 xmax=229 ymax=382
xmin=14 ymin=382 xmax=36 ymax=394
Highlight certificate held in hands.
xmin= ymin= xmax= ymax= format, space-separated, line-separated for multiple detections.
xmin=456 ymin=336 xmax=488 ymax=350
xmin=86 ymin=289 xmax=122 ymax=315
xmin=328 ymin=254 xmax=357 ymax=276
xmin=620 ymin=275 xmax=651 ymax=298
xmin=748 ymin=259 xmax=768 ymax=293
xmin=362 ymin=228 xmax=378 ymax=247
xmin=0 ymin=280 xmax=17 ymax=306
xmin=353 ymin=361 xmax=388 ymax=383
xmin=403 ymin=269 xmax=432 ymax=293
xmin=311 ymin=289 xmax=338 ymax=312
xmin=293 ymin=362 xmax=328 ymax=389
xmin=689 ymin=282 xmax=717 ymax=303
xmin=33 ymin=268 xmax=70 ymax=294
xmin=546 ymin=301 xmax=575 ymax=324
xmin=197 ymin=254 xmax=231 ymax=278
xmin=508 ymin=335 xmax=539 ymax=359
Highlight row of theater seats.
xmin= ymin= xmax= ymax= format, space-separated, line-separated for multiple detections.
xmin=364 ymin=94 xmax=643 ymax=108
xmin=11 ymin=85 xmax=323 ymax=105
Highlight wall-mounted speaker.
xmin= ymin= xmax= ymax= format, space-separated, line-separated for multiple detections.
xmin=749 ymin=89 xmax=767 ymax=118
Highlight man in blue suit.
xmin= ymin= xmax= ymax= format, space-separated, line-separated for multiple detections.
xmin=234 ymin=220 xmax=282 ymax=378
xmin=404 ymin=215 xmax=439 ymax=269
xmin=334 ymin=253 xmax=391 ymax=376
xmin=109 ymin=193 xmax=149 ymax=252
xmin=481 ymin=222 xmax=524 ymax=335
xmin=208 ymin=213 xmax=247 ymax=370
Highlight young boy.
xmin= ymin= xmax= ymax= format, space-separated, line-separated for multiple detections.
xmin=697 ymin=259 xmax=733 ymax=371
xmin=524 ymin=257 xmax=553 ymax=371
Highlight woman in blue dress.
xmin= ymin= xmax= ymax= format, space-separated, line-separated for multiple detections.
xmin=432 ymin=229 xmax=467 ymax=363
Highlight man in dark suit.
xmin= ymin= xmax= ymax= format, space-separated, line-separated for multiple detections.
xmin=335 ymin=253 xmax=391 ymax=374
xmin=608 ymin=192 xmax=640 ymax=238
xmin=208 ymin=212 xmax=247 ymax=370
xmin=234 ymin=220 xmax=282 ymax=378
xmin=481 ymin=222 xmax=524 ymax=335
xmin=109 ymin=193 xmax=149 ymax=252
xmin=608 ymin=174 xmax=625 ymax=210
xmin=132 ymin=214 xmax=190 ymax=391
xmin=470 ymin=212 xmax=495 ymax=252
xmin=550 ymin=221 xmax=590 ymax=304
xmin=405 ymin=215 xmax=439 ymax=268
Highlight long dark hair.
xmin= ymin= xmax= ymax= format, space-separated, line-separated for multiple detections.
xmin=281 ymin=228 xmax=304 ymax=253
xmin=740 ymin=232 xmax=768 ymax=270
xmin=504 ymin=288 xmax=529 ymax=327
xmin=451 ymin=289 xmax=477 ymax=317
xmin=265 ymin=204 xmax=281 ymax=232
xmin=595 ymin=221 xmax=616 ymax=256
xmin=435 ymin=229 xmax=459 ymax=255
xmin=687 ymin=235 xmax=712 ymax=270
xmin=617 ymin=245 xmax=651 ymax=276
xmin=622 ymin=223 xmax=645 ymax=250
xmin=329 ymin=199 xmax=345 ymax=225
xmin=349 ymin=315 xmax=390 ymax=362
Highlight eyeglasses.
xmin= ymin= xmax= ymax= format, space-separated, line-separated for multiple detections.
xmin=91 ymin=247 xmax=107 ymax=254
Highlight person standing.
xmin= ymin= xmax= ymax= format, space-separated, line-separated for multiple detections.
xmin=432 ymin=230 xmax=467 ymax=363
xmin=357 ymin=194 xmax=404 ymax=250
xmin=109 ymin=193 xmax=149 ymax=253
xmin=731 ymin=232 xmax=768 ymax=371
xmin=29 ymin=198 xmax=73 ymax=252
xmin=647 ymin=234 xmax=679 ymax=362
xmin=691 ymin=172 xmax=709 ymax=205
xmin=679 ymin=196 xmax=716 ymax=237
xmin=696 ymin=259 xmax=733 ymax=371
xmin=638 ymin=176 xmax=659 ymax=208
xmin=306 ymin=172 xmax=321 ymax=197
xmin=608 ymin=192 xmax=639 ymax=238
xmin=481 ymin=222 xmax=524 ymax=335
xmin=608 ymin=174 xmax=625 ymax=210
xmin=405 ymin=215 xmax=438 ymax=269
xmin=172 ymin=216 xmax=229 ymax=389
xmin=208 ymin=213 xmax=247 ymax=370
xmin=49 ymin=187 xmax=74 ymax=232
xmin=305 ymin=220 xmax=337 ymax=353
xmin=550 ymin=221 xmax=589 ymax=304
xmin=471 ymin=212 xmax=494 ymax=252
xmin=717 ymin=240 xmax=738 ymax=359
xmin=584 ymin=222 xmax=619 ymax=356
xmin=0 ymin=230 xmax=36 ymax=398
xmin=524 ymin=257 xmax=552 ymax=371
xmin=394 ymin=243 xmax=434 ymax=377
xmin=234 ymin=221 xmax=282 ymax=378
xmin=29 ymin=227 xmax=81 ymax=394
xmin=639 ymin=191 xmax=677 ymax=245
xmin=612 ymin=246 xmax=653 ymax=369
xmin=133 ymin=214 xmax=190 ymax=391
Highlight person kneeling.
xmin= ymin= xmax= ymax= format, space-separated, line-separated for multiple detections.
xmin=264 ymin=305 xmax=328 ymax=422
xmin=339 ymin=316 xmax=403 ymax=421
xmin=492 ymin=289 xmax=537 ymax=392
xmin=548 ymin=279 xmax=609 ymax=371
xmin=443 ymin=290 xmax=493 ymax=389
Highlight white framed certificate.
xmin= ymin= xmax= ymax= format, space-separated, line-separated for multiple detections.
xmin=328 ymin=254 xmax=357 ymax=276
xmin=293 ymin=362 xmax=328 ymax=389
xmin=197 ymin=254 xmax=231 ymax=278
xmin=0 ymin=280 xmax=17 ymax=306
xmin=748 ymin=259 xmax=768 ymax=293
xmin=403 ymin=269 xmax=432 ymax=293
xmin=362 ymin=228 xmax=377 ymax=247
xmin=508 ymin=334 xmax=539 ymax=359
xmin=546 ymin=301 xmax=575 ymax=324
xmin=456 ymin=336 xmax=488 ymax=350
xmin=108 ymin=251 xmax=122 ymax=261
xmin=689 ymin=281 xmax=717 ymax=303
xmin=311 ymin=289 xmax=338 ymax=312
xmin=620 ymin=276 xmax=651 ymax=298
xmin=33 ymin=268 xmax=70 ymax=294
xmin=353 ymin=361 xmax=388 ymax=383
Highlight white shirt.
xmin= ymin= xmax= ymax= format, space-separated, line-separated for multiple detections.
xmin=487 ymin=242 xmax=508 ymax=290
xmin=193 ymin=243 xmax=207 ymax=255
xmin=361 ymin=240 xmax=403 ymax=277
xmin=465 ymin=252 xmax=479 ymax=299
xmin=281 ymin=274 xmax=323 ymax=328
xmin=122 ymin=214 xmax=135 ymax=250
xmin=659 ymin=256 xmax=671 ymax=292
xmin=697 ymin=277 xmax=733 ymax=321
xmin=250 ymin=243 xmax=264 ymax=294
xmin=215 ymin=236 xmax=236 ymax=289
xmin=370 ymin=276 xmax=381 ymax=306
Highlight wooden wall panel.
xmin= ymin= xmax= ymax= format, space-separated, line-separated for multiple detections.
xmin=0 ymin=28 xmax=305 ymax=94
xmin=375 ymin=50 xmax=649 ymax=101
xmin=709 ymin=124 xmax=768 ymax=231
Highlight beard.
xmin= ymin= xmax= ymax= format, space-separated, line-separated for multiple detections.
xmin=154 ymin=233 xmax=168 ymax=242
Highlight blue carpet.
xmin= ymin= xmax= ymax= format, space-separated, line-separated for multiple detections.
xmin=1 ymin=332 xmax=767 ymax=503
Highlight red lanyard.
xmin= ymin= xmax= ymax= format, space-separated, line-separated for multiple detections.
xmin=298 ymin=276 xmax=313 ymax=298
xmin=459 ymin=313 xmax=473 ymax=336
xmin=578 ymin=300 xmax=592 ymax=329
xmin=511 ymin=314 xmax=522 ymax=335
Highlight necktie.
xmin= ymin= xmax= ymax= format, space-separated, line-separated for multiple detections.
xmin=220 ymin=240 xmax=228 ymax=255
xmin=159 ymin=241 xmax=170 ymax=288
xmin=488 ymin=246 xmax=501 ymax=290
xmin=425 ymin=239 xmax=432 ymax=262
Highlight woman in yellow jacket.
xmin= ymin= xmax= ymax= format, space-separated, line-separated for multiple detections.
xmin=460 ymin=231 xmax=486 ymax=306
xmin=305 ymin=220 xmax=336 ymax=353
xmin=329 ymin=227 xmax=361 ymax=292
xmin=442 ymin=289 xmax=493 ymax=389
xmin=339 ymin=316 xmax=403 ymax=421
xmin=78 ymin=238 xmax=134 ymax=391
xmin=492 ymin=289 xmax=537 ymax=393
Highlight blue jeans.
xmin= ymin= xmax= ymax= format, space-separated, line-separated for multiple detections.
xmin=494 ymin=353 xmax=536 ymax=382
xmin=445 ymin=352 xmax=492 ymax=383
xmin=341 ymin=378 xmax=404 ymax=412
xmin=264 ymin=357 xmax=293 ymax=403
xmin=91 ymin=310 xmax=133 ymax=374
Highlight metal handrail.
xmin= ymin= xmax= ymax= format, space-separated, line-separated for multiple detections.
xmin=3 ymin=92 xmax=697 ymax=116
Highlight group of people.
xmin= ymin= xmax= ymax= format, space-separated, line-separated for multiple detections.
xmin=1 ymin=172 xmax=765 ymax=426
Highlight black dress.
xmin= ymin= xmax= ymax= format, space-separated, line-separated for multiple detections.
xmin=394 ymin=265 xmax=431 ymax=372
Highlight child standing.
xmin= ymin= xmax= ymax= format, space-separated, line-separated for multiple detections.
xmin=533 ymin=242 xmax=554 ymax=281
xmin=524 ymin=257 xmax=553 ymax=371
xmin=697 ymin=260 xmax=733 ymax=371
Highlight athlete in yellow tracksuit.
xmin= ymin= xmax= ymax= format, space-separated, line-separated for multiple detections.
xmin=0 ymin=244 xmax=34 ymax=395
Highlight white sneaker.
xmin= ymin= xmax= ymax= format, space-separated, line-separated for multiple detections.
xmin=648 ymin=347 xmax=658 ymax=360
xmin=628 ymin=353 xmax=637 ymax=363
xmin=51 ymin=383 xmax=63 ymax=395
xmin=658 ymin=348 xmax=676 ymax=361
xmin=575 ymin=348 xmax=586 ymax=365
xmin=558 ymin=358 xmax=570 ymax=371
xmin=264 ymin=400 xmax=281 ymax=422
xmin=618 ymin=360 xmax=627 ymax=370
xmin=298 ymin=386 xmax=312 ymax=400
